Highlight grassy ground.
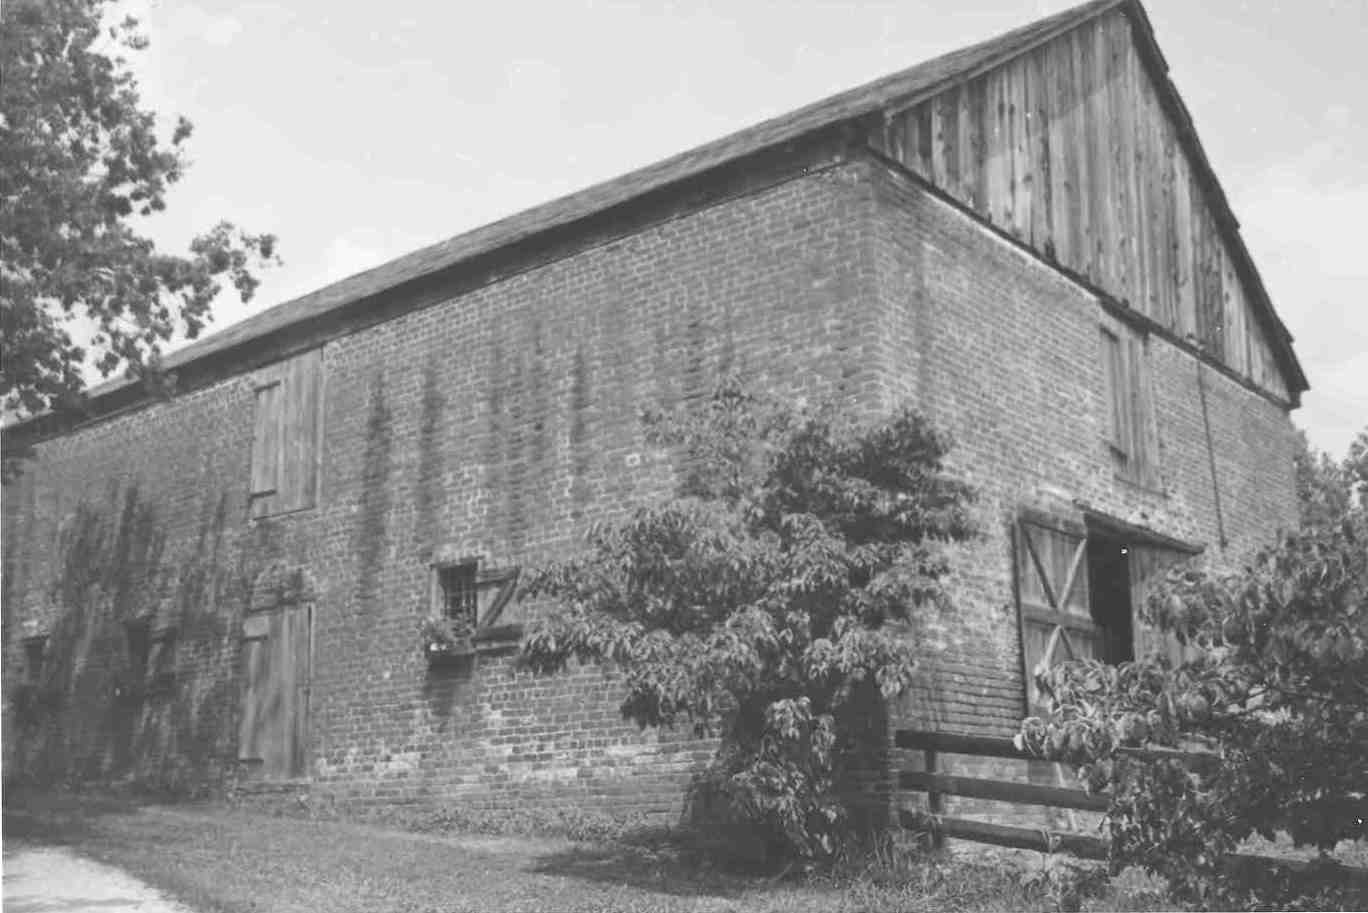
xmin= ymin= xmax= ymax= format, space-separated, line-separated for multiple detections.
xmin=3 ymin=791 xmax=1164 ymax=913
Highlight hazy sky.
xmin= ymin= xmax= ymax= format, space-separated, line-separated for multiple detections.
xmin=117 ymin=0 xmax=1366 ymax=458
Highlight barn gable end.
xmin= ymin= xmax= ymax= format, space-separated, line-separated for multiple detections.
xmin=870 ymin=5 xmax=1297 ymax=402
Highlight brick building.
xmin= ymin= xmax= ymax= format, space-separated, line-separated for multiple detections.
xmin=3 ymin=0 xmax=1307 ymax=819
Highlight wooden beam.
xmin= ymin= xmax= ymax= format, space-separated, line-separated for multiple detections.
xmin=894 ymin=729 xmax=1220 ymax=769
xmin=900 ymin=770 xmax=1109 ymax=811
xmin=900 ymin=811 xmax=1109 ymax=859
xmin=901 ymin=811 xmax=1368 ymax=891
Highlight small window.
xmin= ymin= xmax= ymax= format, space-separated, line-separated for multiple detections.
xmin=439 ymin=563 xmax=480 ymax=630
xmin=250 ymin=348 xmax=323 ymax=519
xmin=432 ymin=559 xmax=522 ymax=642
xmin=1100 ymin=314 xmax=1159 ymax=489
xmin=22 ymin=636 xmax=47 ymax=685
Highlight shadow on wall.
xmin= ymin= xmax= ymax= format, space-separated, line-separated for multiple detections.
xmin=8 ymin=481 xmax=256 ymax=796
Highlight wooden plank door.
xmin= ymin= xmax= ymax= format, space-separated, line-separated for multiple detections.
xmin=1128 ymin=543 xmax=1191 ymax=667
xmin=238 ymin=604 xmax=312 ymax=779
xmin=1014 ymin=515 xmax=1103 ymax=716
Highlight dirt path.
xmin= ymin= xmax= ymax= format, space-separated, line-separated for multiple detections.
xmin=3 ymin=844 xmax=196 ymax=913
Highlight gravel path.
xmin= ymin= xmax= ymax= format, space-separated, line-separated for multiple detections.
xmin=3 ymin=844 xmax=196 ymax=913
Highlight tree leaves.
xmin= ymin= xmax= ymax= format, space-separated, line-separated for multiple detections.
xmin=1018 ymin=428 xmax=1368 ymax=908
xmin=0 ymin=0 xmax=279 ymax=420
xmin=523 ymin=380 xmax=976 ymax=863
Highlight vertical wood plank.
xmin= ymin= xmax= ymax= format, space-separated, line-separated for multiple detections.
xmin=1146 ymin=60 xmax=1170 ymax=325
xmin=1028 ymin=49 xmax=1054 ymax=251
xmin=915 ymin=103 xmax=934 ymax=178
xmin=1223 ymin=249 xmax=1243 ymax=376
xmin=238 ymin=637 xmax=265 ymax=761
xmin=1106 ymin=14 xmax=1135 ymax=307
xmin=1123 ymin=20 xmax=1151 ymax=317
xmin=288 ymin=605 xmax=311 ymax=778
xmin=967 ymin=77 xmax=990 ymax=215
xmin=986 ymin=68 xmax=1009 ymax=229
xmin=1172 ymin=152 xmax=1196 ymax=338
xmin=1197 ymin=206 xmax=1225 ymax=359
xmin=1047 ymin=37 xmax=1074 ymax=265
xmin=271 ymin=349 xmax=322 ymax=514
xmin=264 ymin=610 xmax=287 ymax=776
xmin=1083 ymin=20 xmax=1108 ymax=286
xmin=934 ymin=85 xmax=960 ymax=193
xmin=250 ymin=382 xmax=281 ymax=519
xmin=1151 ymin=70 xmax=1177 ymax=329
xmin=898 ymin=111 xmax=916 ymax=173
xmin=1009 ymin=58 xmax=1031 ymax=240
xmin=877 ymin=117 xmax=900 ymax=161
xmin=300 ymin=348 xmax=322 ymax=510
xmin=956 ymin=79 xmax=975 ymax=209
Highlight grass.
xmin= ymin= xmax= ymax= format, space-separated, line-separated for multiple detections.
xmin=3 ymin=790 xmax=1164 ymax=913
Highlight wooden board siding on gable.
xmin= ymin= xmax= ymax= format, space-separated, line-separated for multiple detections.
xmin=872 ymin=9 xmax=1288 ymax=402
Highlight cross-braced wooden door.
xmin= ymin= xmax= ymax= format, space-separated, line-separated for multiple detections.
xmin=1014 ymin=515 xmax=1105 ymax=716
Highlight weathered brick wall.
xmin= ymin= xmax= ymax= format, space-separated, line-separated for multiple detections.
xmin=0 ymin=151 xmax=1300 ymax=827
xmin=2 ymin=376 xmax=260 ymax=792
xmin=2 ymin=157 xmax=884 ymax=814
xmin=865 ymin=161 xmax=1298 ymax=793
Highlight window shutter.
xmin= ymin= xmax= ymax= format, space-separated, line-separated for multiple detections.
xmin=1100 ymin=314 xmax=1159 ymax=489
xmin=279 ymin=349 xmax=323 ymax=513
xmin=1126 ymin=333 xmax=1158 ymax=489
xmin=1100 ymin=325 xmax=1130 ymax=459
xmin=249 ymin=348 xmax=324 ymax=519
xmin=251 ymin=381 xmax=282 ymax=511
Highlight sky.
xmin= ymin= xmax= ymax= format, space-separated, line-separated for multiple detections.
xmin=115 ymin=0 xmax=1366 ymax=459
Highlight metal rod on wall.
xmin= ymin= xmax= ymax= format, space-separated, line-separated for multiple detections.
xmin=1196 ymin=362 xmax=1228 ymax=549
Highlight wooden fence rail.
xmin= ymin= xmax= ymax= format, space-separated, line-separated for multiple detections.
xmin=895 ymin=729 xmax=1368 ymax=892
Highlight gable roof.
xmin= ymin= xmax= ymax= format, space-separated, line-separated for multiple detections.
xmin=21 ymin=0 xmax=1306 ymax=427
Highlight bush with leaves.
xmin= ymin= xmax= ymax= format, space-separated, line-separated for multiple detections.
xmin=522 ymin=383 xmax=975 ymax=865
xmin=1018 ymin=428 xmax=1368 ymax=909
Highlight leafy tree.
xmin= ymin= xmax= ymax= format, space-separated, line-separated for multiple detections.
xmin=522 ymin=383 xmax=976 ymax=865
xmin=1 ymin=0 xmax=278 ymax=418
xmin=1019 ymin=428 xmax=1368 ymax=909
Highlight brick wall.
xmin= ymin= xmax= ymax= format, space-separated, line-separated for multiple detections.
xmin=2 ymin=156 xmax=884 ymax=814
xmin=865 ymin=160 xmax=1298 ymax=816
xmin=0 ymin=151 xmax=1300 ymax=824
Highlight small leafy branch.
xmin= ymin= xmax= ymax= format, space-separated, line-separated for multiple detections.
xmin=522 ymin=380 xmax=976 ymax=865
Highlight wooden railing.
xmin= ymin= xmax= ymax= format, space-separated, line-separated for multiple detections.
xmin=894 ymin=729 xmax=1368 ymax=890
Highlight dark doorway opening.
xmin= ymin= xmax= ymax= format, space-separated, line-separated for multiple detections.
xmin=1086 ymin=534 xmax=1134 ymax=665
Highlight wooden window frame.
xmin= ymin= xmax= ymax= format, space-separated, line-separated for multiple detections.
xmin=430 ymin=558 xmax=523 ymax=645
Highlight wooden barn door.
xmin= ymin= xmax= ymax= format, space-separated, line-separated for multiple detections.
xmin=239 ymin=604 xmax=312 ymax=779
xmin=1128 ymin=543 xmax=1193 ymax=668
xmin=1014 ymin=515 xmax=1104 ymax=717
